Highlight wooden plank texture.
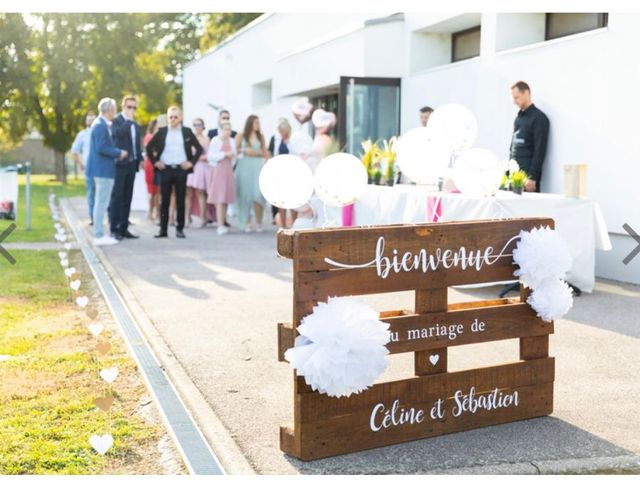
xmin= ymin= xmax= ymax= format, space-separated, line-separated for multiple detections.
xmin=282 ymin=358 xmax=554 ymax=460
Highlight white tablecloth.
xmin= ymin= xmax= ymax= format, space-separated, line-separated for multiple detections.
xmin=329 ymin=185 xmax=612 ymax=293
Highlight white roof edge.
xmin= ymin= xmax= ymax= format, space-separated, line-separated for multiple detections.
xmin=184 ymin=13 xmax=275 ymax=70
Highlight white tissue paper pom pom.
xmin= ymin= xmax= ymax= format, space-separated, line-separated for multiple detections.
xmin=513 ymin=226 xmax=572 ymax=289
xmin=284 ymin=296 xmax=390 ymax=398
xmin=527 ymin=279 xmax=574 ymax=322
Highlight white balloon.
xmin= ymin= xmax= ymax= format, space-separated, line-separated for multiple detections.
xmin=395 ymin=127 xmax=451 ymax=185
xmin=429 ymin=104 xmax=478 ymax=155
xmin=452 ymin=148 xmax=505 ymax=197
xmin=314 ymin=153 xmax=367 ymax=207
xmin=259 ymin=154 xmax=314 ymax=209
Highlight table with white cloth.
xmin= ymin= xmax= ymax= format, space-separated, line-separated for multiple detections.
xmin=327 ymin=185 xmax=612 ymax=293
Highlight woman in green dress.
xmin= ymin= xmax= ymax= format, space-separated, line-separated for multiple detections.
xmin=235 ymin=115 xmax=270 ymax=232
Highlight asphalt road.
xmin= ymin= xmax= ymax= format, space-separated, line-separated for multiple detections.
xmin=69 ymin=198 xmax=640 ymax=474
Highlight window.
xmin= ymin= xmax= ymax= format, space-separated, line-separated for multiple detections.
xmin=452 ymin=26 xmax=481 ymax=62
xmin=545 ymin=13 xmax=608 ymax=40
xmin=251 ymin=79 xmax=272 ymax=108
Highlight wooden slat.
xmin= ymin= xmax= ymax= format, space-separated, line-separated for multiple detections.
xmin=278 ymin=323 xmax=294 ymax=362
xmin=277 ymin=302 xmax=554 ymax=360
xmin=283 ymin=359 xmax=554 ymax=460
xmin=279 ymin=217 xmax=554 ymax=271
xmin=520 ymin=335 xmax=550 ymax=360
xmin=297 ymin=357 xmax=554 ymax=421
xmin=295 ymin=259 xmax=519 ymax=300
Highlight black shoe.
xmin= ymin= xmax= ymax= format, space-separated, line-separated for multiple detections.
xmin=176 ymin=231 xmax=186 ymax=239
xmin=122 ymin=230 xmax=139 ymax=239
xmin=154 ymin=232 xmax=168 ymax=238
xmin=224 ymin=221 xmax=230 ymax=227
xmin=89 ymin=221 xmax=94 ymax=226
xmin=114 ymin=232 xmax=124 ymax=241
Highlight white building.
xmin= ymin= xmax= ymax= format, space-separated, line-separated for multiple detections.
xmin=183 ymin=12 xmax=640 ymax=284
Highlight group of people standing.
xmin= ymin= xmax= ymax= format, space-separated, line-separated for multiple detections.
xmin=72 ymin=95 xmax=337 ymax=245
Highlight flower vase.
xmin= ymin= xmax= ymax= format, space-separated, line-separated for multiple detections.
xmin=512 ymin=186 xmax=523 ymax=195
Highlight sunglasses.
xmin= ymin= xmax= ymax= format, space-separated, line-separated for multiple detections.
xmin=220 ymin=116 xmax=230 ymax=120
xmin=125 ymin=105 xmax=137 ymax=110
xmin=169 ymin=116 xmax=179 ymax=120
xmin=193 ymin=123 xmax=203 ymax=128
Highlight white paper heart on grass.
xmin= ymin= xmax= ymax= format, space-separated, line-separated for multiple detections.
xmin=88 ymin=322 xmax=104 ymax=337
xmin=64 ymin=267 xmax=77 ymax=277
xmin=54 ymin=222 xmax=62 ymax=229
xmin=100 ymin=367 xmax=118 ymax=384
xmin=58 ymin=251 xmax=67 ymax=260
xmin=89 ymin=434 xmax=114 ymax=455
xmin=70 ymin=279 xmax=81 ymax=291
xmin=55 ymin=234 xmax=67 ymax=242
xmin=64 ymin=242 xmax=72 ymax=250
xmin=60 ymin=259 xmax=69 ymax=268
xmin=429 ymin=354 xmax=440 ymax=366
xmin=76 ymin=296 xmax=89 ymax=308
xmin=52 ymin=213 xmax=60 ymax=221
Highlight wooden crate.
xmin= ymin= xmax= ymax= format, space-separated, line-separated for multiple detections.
xmin=277 ymin=218 xmax=555 ymax=460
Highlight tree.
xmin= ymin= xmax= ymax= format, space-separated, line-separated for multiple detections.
xmin=199 ymin=13 xmax=262 ymax=52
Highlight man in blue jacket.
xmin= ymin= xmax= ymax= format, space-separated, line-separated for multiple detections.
xmin=108 ymin=95 xmax=143 ymax=240
xmin=86 ymin=97 xmax=128 ymax=246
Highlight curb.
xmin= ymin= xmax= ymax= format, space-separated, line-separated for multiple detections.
xmin=61 ymin=200 xmax=255 ymax=475
xmin=430 ymin=454 xmax=640 ymax=475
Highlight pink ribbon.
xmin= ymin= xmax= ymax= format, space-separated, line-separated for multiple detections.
xmin=426 ymin=195 xmax=442 ymax=223
xmin=342 ymin=204 xmax=355 ymax=227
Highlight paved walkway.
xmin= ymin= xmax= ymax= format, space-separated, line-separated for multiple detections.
xmin=67 ymin=197 xmax=640 ymax=474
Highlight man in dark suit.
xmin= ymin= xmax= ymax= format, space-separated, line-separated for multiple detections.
xmin=108 ymin=95 xmax=143 ymax=240
xmin=207 ymin=109 xmax=237 ymax=139
xmin=509 ymin=81 xmax=550 ymax=193
xmin=146 ymin=106 xmax=203 ymax=239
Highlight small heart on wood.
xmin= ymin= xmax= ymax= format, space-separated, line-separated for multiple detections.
xmin=76 ymin=296 xmax=89 ymax=308
xmin=96 ymin=342 xmax=111 ymax=356
xmin=94 ymin=395 xmax=115 ymax=412
xmin=70 ymin=279 xmax=81 ymax=291
xmin=88 ymin=322 xmax=104 ymax=337
xmin=58 ymin=251 xmax=67 ymax=260
xmin=86 ymin=307 xmax=99 ymax=320
xmin=100 ymin=367 xmax=118 ymax=384
xmin=89 ymin=434 xmax=114 ymax=455
xmin=429 ymin=354 xmax=440 ymax=366
xmin=64 ymin=267 xmax=77 ymax=277
xmin=60 ymin=259 xmax=69 ymax=268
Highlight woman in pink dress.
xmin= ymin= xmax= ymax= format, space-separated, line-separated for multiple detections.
xmin=186 ymin=118 xmax=210 ymax=227
xmin=206 ymin=122 xmax=237 ymax=235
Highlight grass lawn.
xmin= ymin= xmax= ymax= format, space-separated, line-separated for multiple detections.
xmin=0 ymin=231 xmax=182 ymax=472
xmin=0 ymin=174 xmax=85 ymax=243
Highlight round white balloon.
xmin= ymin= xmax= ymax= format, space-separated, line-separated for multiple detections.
xmin=429 ymin=104 xmax=478 ymax=155
xmin=395 ymin=126 xmax=451 ymax=185
xmin=452 ymin=148 xmax=505 ymax=197
xmin=259 ymin=155 xmax=314 ymax=209
xmin=314 ymin=153 xmax=367 ymax=207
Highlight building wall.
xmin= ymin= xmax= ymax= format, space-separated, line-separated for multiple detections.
xmin=183 ymin=12 xmax=640 ymax=284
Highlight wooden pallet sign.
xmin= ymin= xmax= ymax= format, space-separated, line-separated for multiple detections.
xmin=276 ymin=218 xmax=556 ymax=460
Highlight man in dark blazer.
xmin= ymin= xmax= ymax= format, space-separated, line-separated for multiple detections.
xmin=146 ymin=106 xmax=203 ymax=239
xmin=108 ymin=95 xmax=143 ymax=240
xmin=207 ymin=109 xmax=237 ymax=139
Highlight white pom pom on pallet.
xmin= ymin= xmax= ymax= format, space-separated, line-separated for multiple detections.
xmin=276 ymin=217 xmax=563 ymax=460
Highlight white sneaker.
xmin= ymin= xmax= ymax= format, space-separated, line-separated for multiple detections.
xmin=256 ymin=225 xmax=263 ymax=233
xmin=93 ymin=235 xmax=119 ymax=246
xmin=217 ymin=226 xmax=229 ymax=235
xmin=244 ymin=225 xmax=252 ymax=233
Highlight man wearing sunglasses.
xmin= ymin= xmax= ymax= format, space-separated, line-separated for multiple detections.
xmin=108 ymin=95 xmax=144 ymax=240
xmin=146 ymin=106 xmax=203 ymax=239
xmin=207 ymin=109 xmax=237 ymax=140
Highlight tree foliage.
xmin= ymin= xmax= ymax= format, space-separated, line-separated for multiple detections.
xmin=199 ymin=13 xmax=262 ymax=52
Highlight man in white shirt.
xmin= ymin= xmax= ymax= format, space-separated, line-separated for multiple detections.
xmin=145 ymin=106 xmax=203 ymax=238
xmin=71 ymin=111 xmax=97 ymax=222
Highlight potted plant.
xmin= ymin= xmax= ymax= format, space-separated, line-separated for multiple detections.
xmin=360 ymin=137 xmax=398 ymax=186
xmin=510 ymin=170 xmax=528 ymax=195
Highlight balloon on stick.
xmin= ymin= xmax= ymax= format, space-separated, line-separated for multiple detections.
xmin=452 ymin=148 xmax=505 ymax=197
xmin=314 ymin=153 xmax=367 ymax=207
xmin=259 ymin=154 xmax=314 ymax=209
xmin=428 ymin=103 xmax=478 ymax=155
xmin=395 ymin=126 xmax=451 ymax=185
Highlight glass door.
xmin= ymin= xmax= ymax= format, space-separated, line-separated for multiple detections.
xmin=338 ymin=76 xmax=401 ymax=155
